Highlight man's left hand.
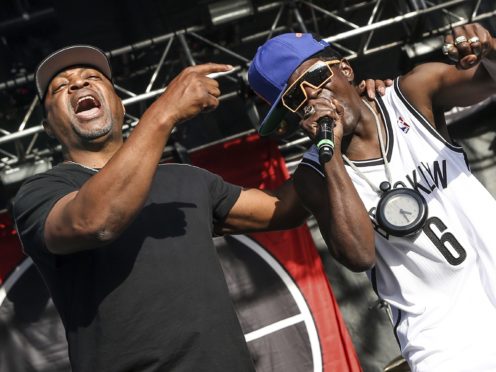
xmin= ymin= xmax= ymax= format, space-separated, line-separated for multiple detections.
xmin=443 ymin=23 xmax=496 ymax=69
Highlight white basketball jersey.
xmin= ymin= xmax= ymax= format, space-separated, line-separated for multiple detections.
xmin=301 ymin=79 xmax=496 ymax=372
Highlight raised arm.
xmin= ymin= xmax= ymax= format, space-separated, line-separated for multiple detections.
xmin=400 ymin=23 xmax=496 ymax=128
xmin=293 ymin=89 xmax=375 ymax=272
xmin=44 ymin=64 xmax=232 ymax=254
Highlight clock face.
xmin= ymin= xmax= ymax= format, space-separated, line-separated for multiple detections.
xmin=376 ymin=188 xmax=428 ymax=236
xmin=383 ymin=193 xmax=421 ymax=227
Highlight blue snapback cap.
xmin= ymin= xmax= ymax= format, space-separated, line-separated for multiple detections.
xmin=248 ymin=33 xmax=330 ymax=136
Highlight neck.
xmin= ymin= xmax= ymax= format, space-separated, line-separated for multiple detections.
xmin=343 ymin=99 xmax=386 ymax=161
xmin=63 ymin=139 xmax=122 ymax=169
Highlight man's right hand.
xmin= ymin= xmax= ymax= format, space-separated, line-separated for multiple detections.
xmin=298 ymin=89 xmax=345 ymax=154
xmin=155 ymin=63 xmax=233 ymax=126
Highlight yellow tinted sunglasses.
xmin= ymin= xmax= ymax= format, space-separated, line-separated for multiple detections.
xmin=282 ymin=59 xmax=341 ymax=113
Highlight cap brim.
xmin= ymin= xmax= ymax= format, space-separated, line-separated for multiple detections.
xmin=36 ymin=45 xmax=112 ymax=101
xmin=258 ymin=85 xmax=288 ymax=136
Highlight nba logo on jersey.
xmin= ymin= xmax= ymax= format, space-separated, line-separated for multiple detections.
xmin=397 ymin=116 xmax=410 ymax=133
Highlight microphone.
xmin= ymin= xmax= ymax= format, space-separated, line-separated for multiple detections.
xmin=316 ymin=116 xmax=335 ymax=164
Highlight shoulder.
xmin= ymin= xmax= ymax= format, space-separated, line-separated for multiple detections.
xmin=399 ymin=62 xmax=455 ymax=100
xmin=13 ymin=163 xmax=91 ymax=214
xmin=157 ymin=163 xmax=214 ymax=176
xmin=17 ymin=162 xmax=91 ymax=193
xmin=34 ymin=162 xmax=96 ymax=180
xmin=397 ymin=62 xmax=459 ymax=126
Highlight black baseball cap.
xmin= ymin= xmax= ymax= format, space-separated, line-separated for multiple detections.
xmin=35 ymin=45 xmax=112 ymax=101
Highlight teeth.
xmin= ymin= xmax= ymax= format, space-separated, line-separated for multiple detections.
xmin=75 ymin=95 xmax=99 ymax=113
xmin=77 ymin=96 xmax=96 ymax=105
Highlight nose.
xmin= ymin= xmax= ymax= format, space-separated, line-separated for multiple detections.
xmin=303 ymin=84 xmax=322 ymax=100
xmin=69 ymin=77 xmax=90 ymax=91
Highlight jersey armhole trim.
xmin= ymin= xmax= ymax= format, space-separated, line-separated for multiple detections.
xmin=349 ymin=94 xmax=395 ymax=167
xmin=393 ymin=78 xmax=464 ymax=153
xmin=371 ymin=266 xmax=404 ymax=349
xmin=299 ymin=159 xmax=325 ymax=178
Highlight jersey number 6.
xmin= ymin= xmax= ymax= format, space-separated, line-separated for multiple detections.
xmin=423 ymin=216 xmax=467 ymax=266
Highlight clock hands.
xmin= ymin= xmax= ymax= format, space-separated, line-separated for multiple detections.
xmin=399 ymin=208 xmax=413 ymax=222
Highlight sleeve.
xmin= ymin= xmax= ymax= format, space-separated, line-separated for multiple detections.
xmin=12 ymin=172 xmax=79 ymax=256
xmin=203 ymin=170 xmax=242 ymax=226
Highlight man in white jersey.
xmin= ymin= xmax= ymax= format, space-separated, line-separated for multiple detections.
xmin=248 ymin=24 xmax=496 ymax=371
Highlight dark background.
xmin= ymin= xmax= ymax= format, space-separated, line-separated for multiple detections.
xmin=1 ymin=1 xmax=495 ymax=167
xmin=3 ymin=0 xmax=490 ymax=152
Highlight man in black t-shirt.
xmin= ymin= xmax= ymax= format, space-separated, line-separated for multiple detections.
xmin=12 ymin=45 xmax=384 ymax=371
xmin=13 ymin=45 xmax=311 ymax=372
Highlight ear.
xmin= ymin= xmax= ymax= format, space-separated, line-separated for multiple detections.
xmin=339 ymin=60 xmax=355 ymax=82
xmin=42 ymin=119 xmax=55 ymax=138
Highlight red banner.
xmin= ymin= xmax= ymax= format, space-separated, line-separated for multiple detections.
xmin=191 ymin=133 xmax=361 ymax=371
xmin=0 ymin=212 xmax=25 ymax=285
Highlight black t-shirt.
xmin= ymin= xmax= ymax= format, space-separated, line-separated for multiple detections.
xmin=13 ymin=162 xmax=255 ymax=372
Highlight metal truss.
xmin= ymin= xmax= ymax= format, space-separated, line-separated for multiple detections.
xmin=1 ymin=0 xmax=496 ymax=180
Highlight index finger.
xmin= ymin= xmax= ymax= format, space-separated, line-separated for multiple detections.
xmin=189 ymin=63 xmax=234 ymax=76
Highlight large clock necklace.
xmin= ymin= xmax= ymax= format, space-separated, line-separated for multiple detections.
xmin=342 ymin=100 xmax=428 ymax=237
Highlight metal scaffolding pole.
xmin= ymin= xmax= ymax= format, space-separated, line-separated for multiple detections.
xmin=1 ymin=0 xmax=495 ymax=172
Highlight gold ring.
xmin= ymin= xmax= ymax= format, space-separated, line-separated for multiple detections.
xmin=442 ymin=43 xmax=454 ymax=55
xmin=468 ymin=36 xmax=480 ymax=44
xmin=454 ymin=35 xmax=468 ymax=46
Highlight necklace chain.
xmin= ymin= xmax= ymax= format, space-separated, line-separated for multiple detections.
xmin=342 ymin=99 xmax=392 ymax=195
xmin=64 ymin=160 xmax=99 ymax=172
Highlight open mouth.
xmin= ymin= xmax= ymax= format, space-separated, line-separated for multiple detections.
xmin=75 ymin=95 xmax=101 ymax=114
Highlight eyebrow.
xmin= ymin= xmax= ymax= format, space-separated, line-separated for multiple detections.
xmin=54 ymin=67 xmax=101 ymax=80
